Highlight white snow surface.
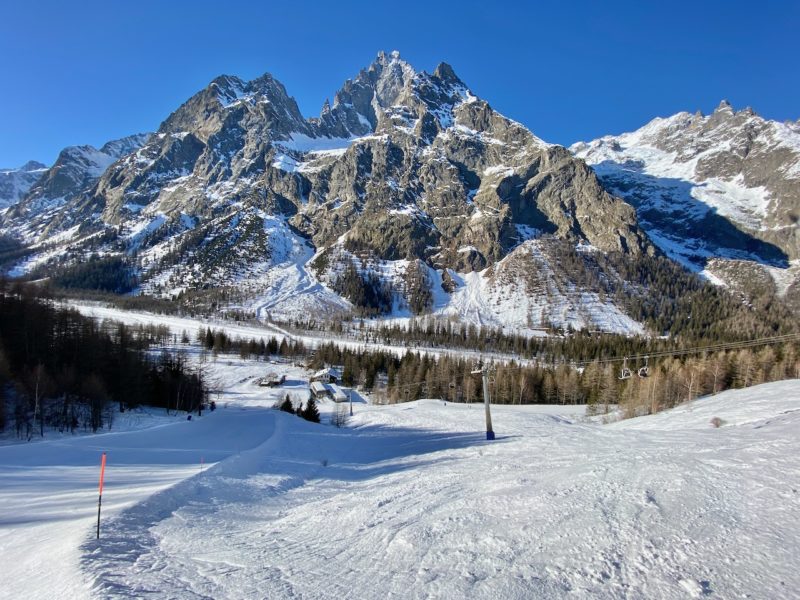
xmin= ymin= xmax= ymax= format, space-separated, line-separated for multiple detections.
xmin=240 ymin=238 xmax=644 ymax=336
xmin=1 ymin=312 xmax=799 ymax=600
xmin=409 ymin=241 xmax=643 ymax=336
xmin=572 ymin=131 xmax=773 ymax=232
xmin=0 ymin=163 xmax=47 ymax=208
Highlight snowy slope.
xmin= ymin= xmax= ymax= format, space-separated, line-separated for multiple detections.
xmin=436 ymin=242 xmax=644 ymax=335
xmin=0 ymin=161 xmax=47 ymax=208
xmin=571 ymin=102 xmax=800 ymax=295
xmin=2 ymin=326 xmax=799 ymax=600
xmin=244 ymin=239 xmax=645 ymax=336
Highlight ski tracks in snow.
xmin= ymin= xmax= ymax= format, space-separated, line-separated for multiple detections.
xmin=77 ymin=394 xmax=800 ymax=599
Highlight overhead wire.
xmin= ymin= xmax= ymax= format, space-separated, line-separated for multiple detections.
xmin=385 ymin=331 xmax=800 ymax=393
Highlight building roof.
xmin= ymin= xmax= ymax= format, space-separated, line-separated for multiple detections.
xmin=328 ymin=384 xmax=348 ymax=402
xmin=310 ymin=381 xmax=329 ymax=394
xmin=313 ymin=367 xmax=342 ymax=380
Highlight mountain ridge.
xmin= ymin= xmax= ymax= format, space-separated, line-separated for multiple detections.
xmin=571 ymin=100 xmax=800 ymax=304
xmin=1 ymin=52 xmax=796 ymax=333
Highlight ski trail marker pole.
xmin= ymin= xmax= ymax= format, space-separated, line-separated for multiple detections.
xmin=96 ymin=452 xmax=106 ymax=539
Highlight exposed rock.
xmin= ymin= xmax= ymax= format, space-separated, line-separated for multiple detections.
xmin=0 ymin=161 xmax=47 ymax=208
xmin=0 ymin=52 xmax=665 ymax=331
xmin=572 ymin=102 xmax=800 ymax=298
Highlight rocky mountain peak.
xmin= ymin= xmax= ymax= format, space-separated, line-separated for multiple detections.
xmin=320 ymin=98 xmax=332 ymax=116
xmin=99 ymin=133 xmax=153 ymax=158
xmin=572 ymin=100 xmax=800 ymax=289
xmin=0 ymin=161 xmax=48 ymax=208
xmin=208 ymin=74 xmax=247 ymax=96
xmin=19 ymin=160 xmax=47 ymax=172
xmin=715 ymin=99 xmax=733 ymax=113
xmin=432 ymin=62 xmax=461 ymax=85
xmin=247 ymin=72 xmax=291 ymax=100
xmin=370 ymin=50 xmax=417 ymax=108
xmin=375 ymin=49 xmax=405 ymax=66
xmin=316 ymin=51 xmax=419 ymax=138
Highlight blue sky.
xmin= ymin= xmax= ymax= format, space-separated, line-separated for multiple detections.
xmin=0 ymin=0 xmax=797 ymax=167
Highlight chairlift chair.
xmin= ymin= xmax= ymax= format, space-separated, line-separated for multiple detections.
xmin=638 ymin=356 xmax=650 ymax=378
xmin=619 ymin=357 xmax=632 ymax=380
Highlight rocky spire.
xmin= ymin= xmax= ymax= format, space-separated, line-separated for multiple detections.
xmin=715 ymin=99 xmax=733 ymax=113
xmin=433 ymin=62 xmax=462 ymax=85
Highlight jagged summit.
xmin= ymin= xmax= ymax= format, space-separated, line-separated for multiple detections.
xmin=715 ymin=99 xmax=733 ymax=113
xmin=18 ymin=161 xmax=47 ymax=172
xmin=379 ymin=49 xmax=402 ymax=61
xmin=2 ymin=51 xmax=723 ymax=334
xmin=433 ymin=62 xmax=461 ymax=84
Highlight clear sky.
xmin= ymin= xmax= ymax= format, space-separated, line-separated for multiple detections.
xmin=1 ymin=0 xmax=797 ymax=167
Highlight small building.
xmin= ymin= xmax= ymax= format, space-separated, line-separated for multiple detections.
xmin=258 ymin=373 xmax=286 ymax=388
xmin=310 ymin=381 xmax=331 ymax=400
xmin=311 ymin=367 xmax=342 ymax=384
xmin=328 ymin=383 xmax=348 ymax=403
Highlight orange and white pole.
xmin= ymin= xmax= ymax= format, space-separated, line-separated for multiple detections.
xmin=96 ymin=452 xmax=107 ymax=539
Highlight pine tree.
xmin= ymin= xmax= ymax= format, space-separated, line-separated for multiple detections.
xmin=301 ymin=397 xmax=320 ymax=423
xmin=278 ymin=394 xmax=295 ymax=414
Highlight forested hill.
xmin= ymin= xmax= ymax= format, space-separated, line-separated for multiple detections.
xmin=0 ymin=288 xmax=205 ymax=438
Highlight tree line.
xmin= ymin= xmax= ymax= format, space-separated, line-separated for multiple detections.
xmin=195 ymin=327 xmax=308 ymax=359
xmin=0 ymin=288 xmax=207 ymax=439
xmin=305 ymin=339 xmax=800 ymax=417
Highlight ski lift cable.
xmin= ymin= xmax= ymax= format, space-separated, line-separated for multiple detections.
xmin=491 ymin=332 xmax=800 ymax=370
xmin=566 ymin=331 xmax=800 ymax=368
xmin=381 ymin=332 xmax=800 ymax=392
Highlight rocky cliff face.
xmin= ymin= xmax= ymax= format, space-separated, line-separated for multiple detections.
xmin=0 ymin=52 xmax=693 ymax=333
xmin=88 ymin=51 xmax=650 ymax=264
xmin=0 ymin=161 xmax=47 ymax=209
xmin=571 ymin=101 xmax=800 ymax=303
xmin=4 ymin=134 xmax=151 ymax=240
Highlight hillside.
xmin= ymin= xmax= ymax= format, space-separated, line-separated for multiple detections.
xmin=572 ymin=102 xmax=800 ymax=306
xmin=1 ymin=348 xmax=798 ymax=599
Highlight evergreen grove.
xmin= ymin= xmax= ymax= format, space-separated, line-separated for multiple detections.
xmin=0 ymin=288 xmax=207 ymax=438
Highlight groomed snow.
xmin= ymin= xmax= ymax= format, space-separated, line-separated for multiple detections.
xmin=1 ymin=322 xmax=798 ymax=600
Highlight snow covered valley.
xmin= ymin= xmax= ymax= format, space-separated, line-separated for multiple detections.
xmin=1 ymin=353 xmax=799 ymax=598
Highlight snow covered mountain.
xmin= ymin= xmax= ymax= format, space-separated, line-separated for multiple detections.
xmin=0 ymin=160 xmax=47 ymax=209
xmin=5 ymin=53 xmax=796 ymax=332
xmin=571 ymin=101 xmax=800 ymax=303
xmin=0 ymin=51 xmax=662 ymax=334
xmin=4 ymin=133 xmax=151 ymax=241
